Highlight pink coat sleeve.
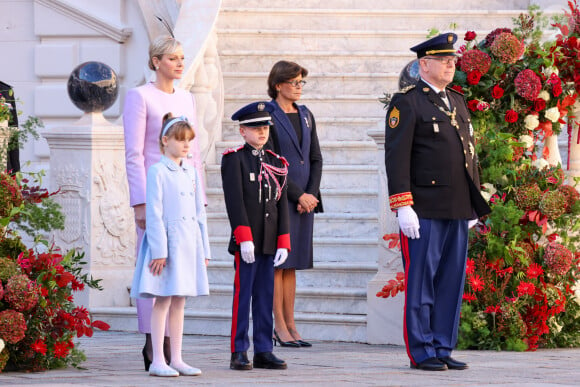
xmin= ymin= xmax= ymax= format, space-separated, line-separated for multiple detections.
xmin=123 ymin=88 xmax=148 ymax=207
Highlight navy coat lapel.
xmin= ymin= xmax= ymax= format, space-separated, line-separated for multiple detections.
xmin=271 ymin=101 xmax=304 ymax=158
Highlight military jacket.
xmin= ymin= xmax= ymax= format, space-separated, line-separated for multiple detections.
xmin=221 ymin=143 xmax=291 ymax=255
xmin=384 ymin=80 xmax=490 ymax=219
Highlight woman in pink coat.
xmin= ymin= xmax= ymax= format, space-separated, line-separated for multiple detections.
xmin=123 ymin=35 xmax=205 ymax=371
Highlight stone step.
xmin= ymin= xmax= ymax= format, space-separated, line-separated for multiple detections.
xmin=206 ymin=260 xmax=377 ymax=288
xmin=218 ymin=49 xmax=414 ymax=75
xmin=215 ymin=140 xmax=377 ymax=165
xmin=225 ymin=95 xmax=386 ymax=119
xmin=205 ymin=164 xmax=378 ymax=190
xmin=223 ymin=71 xmax=399 ymax=96
xmin=93 ymin=307 xmax=367 ymax=341
xmin=209 ymin=236 xmax=378 ymax=262
xmin=185 ymin=284 xmax=367 ymax=315
xmin=217 ymin=8 xmax=522 ymax=31
xmin=221 ymin=0 xmax=530 ymax=10
xmin=221 ymin=117 xmax=382 ymax=142
xmin=207 ymin=211 xmax=379 ymax=239
xmin=218 ymin=29 xmax=439 ymax=53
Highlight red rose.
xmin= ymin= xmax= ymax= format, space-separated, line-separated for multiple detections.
xmin=491 ymin=85 xmax=504 ymax=99
xmin=464 ymin=31 xmax=477 ymax=41
xmin=467 ymin=70 xmax=482 ymax=85
xmin=505 ymin=109 xmax=519 ymax=123
xmin=451 ymin=85 xmax=463 ymax=93
xmin=552 ymin=83 xmax=562 ymax=97
xmin=468 ymin=100 xmax=479 ymax=111
xmin=533 ymin=98 xmax=546 ymax=111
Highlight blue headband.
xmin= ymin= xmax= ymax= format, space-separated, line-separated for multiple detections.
xmin=161 ymin=116 xmax=189 ymax=136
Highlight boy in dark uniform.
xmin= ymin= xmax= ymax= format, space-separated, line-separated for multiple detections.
xmin=384 ymin=33 xmax=490 ymax=371
xmin=221 ymin=101 xmax=291 ymax=371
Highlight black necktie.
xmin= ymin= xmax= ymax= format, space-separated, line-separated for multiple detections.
xmin=438 ymin=91 xmax=450 ymax=110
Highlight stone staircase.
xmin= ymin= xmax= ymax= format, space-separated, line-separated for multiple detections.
xmin=183 ymin=0 xmax=533 ymax=342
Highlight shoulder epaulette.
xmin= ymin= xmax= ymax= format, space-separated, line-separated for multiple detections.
xmin=447 ymin=87 xmax=464 ymax=96
xmin=397 ymin=84 xmax=416 ymax=94
xmin=222 ymin=145 xmax=244 ymax=155
xmin=265 ymin=149 xmax=289 ymax=166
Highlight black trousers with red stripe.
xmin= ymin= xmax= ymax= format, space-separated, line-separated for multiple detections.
xmin=230 ymin=252 xmax=274 ymax=354
xmin=400 ymin=218 xmax=468 ymax=365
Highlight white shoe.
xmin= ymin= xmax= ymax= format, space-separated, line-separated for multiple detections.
xmin=170 ymin=363 xmax=202 ymax=376
xmin=149 ymin=364 xmax=179 ymax=377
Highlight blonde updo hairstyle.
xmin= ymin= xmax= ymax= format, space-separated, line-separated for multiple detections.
xmin=159 ymin=112 xmax=195 ymax=152
xmin=148 ymin=35 xmax=182 ymax=71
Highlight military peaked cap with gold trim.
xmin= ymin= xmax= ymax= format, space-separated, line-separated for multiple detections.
xmin=410 ymin=33 xmax=457 ymax=58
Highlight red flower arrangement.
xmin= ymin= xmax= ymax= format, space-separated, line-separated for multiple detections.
xmin=0 ymin=171 xmax=109 ymax=372
xmin=490 ymin=32 xmax=525 ymax=63
xmin=543 ymin=242 xmax=574 ymax=275
xmin=514 ymin=69 xmax=542 ymax=100
xmin=553 ymin=0 xmax=580 ymax=94
xmin=460 ymin=49 xmax=492 ymax=75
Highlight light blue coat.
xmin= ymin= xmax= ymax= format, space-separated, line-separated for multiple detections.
xmin=131 ymin=156 xmax=210 ymax=298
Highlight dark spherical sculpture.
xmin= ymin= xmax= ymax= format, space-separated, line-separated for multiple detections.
xmin=398 ymin=59 xmax=420 ymax=90
xmin=67 ymin=61 xmax=118 ymax=113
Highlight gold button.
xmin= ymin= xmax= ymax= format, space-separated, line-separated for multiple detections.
xmin=431 ymin=180 xmax=436 ymax=185
xmin=464 ymin=150 xmax=466 ymax=154
xmin=432 ymin=117 xmax=436 ymax=120
xmin=465 ymin=163 xmax=469 ymax=168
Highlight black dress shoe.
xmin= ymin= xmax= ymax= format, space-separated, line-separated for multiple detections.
xmin=296 ymin=339 xmax=312 ymax=347
xmin=410 ymin=357 xmax=448 ymax=371
xmin=253 ymin=352 xmax=287 ymax=369
xmin=230 ymin=352 xmax=252 ymax=370
xmin=438 ymin=356 xmax=468 ymax=370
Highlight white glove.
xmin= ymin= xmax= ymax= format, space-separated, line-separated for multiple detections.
xmin=468 ymin=219 xmax=478 ymax=229
xmin=397 ymin=205 xmax=420 ymax=239
xmin=273 ymin=248 xmax=288 ymax=267
xmin=240 ymin=241 xmax=255 ymax=264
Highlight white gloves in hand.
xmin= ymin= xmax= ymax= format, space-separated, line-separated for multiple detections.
xmin=397 ymin=205 xmax=420 ymax=239
xmin=468 ymin=219 xmax=478 ymax=229
xmin=240 ymin=241 xmax=255 ymax=264
xmin=273 ymin=248 xmax=288 ymax=267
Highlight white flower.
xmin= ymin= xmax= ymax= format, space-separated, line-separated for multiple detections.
xmin=480 ymin=183 xmax=497 ymax=202
xmin=538 ymin=90 xmax=550 ymax=102
xmin=543 ymin=66 xmax=559 ymax=78
xmin=549 ymin=317 xmax=563 ymax=333
xmin=544 ymin=107 xmax=560 ymax=123
xmin=572 ymin=284 xmax=580 ymax=308
xmin=518 ymin=134 xmax=534 ymax=149
xmin=0 ymin=339 xmax=4 ymax=353
xmin=524 ymin=114 xmax=540 ymax=130
xmin=533 ymin=158 xmax=550 ymax=170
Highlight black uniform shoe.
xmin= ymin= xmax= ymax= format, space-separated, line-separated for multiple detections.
xmin=230 ymin=352 xmax=252 ymax=370
xmin=253 ymin=352 xmax=287 ymax=369
xmin=438 ymin=356 xmax=468 ymax=370
xmin=410 ymin=357 xmax=448 ymax=371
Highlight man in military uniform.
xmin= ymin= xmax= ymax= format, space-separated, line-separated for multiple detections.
xmin=384 ymin=33 xmax=491 ymax=371
xmin=221 ymin=101 xmax=291 ymax=371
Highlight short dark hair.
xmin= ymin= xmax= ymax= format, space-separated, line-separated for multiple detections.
xmin=267 ymin=60 xmax=308 ymax=99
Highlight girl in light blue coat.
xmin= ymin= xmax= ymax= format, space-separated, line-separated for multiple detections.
xmin=131 ymin=113 xmax=210 ymax=377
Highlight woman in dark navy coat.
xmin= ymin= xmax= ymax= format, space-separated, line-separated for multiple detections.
xmin=266 ymin=60 xmax=323 ymax=347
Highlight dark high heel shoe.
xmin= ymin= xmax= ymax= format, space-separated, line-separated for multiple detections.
xmin=273 ymin=330 xmax=300 ymax=348
xmin=296 ymin=339 xmax=312 ymax=347
xmin=142 ymin=346 xmax=152 ymax=371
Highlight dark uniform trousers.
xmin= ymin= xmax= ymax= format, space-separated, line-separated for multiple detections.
xmin=221 ymin=143 xmax=291 ymax=354
xmin=385 ymin=80 xmax=490 ymax=366
xmin=400 ymin=219 xmax=468 ymax=364
xmin=231 ymin=252 xmax=274 ymax=354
